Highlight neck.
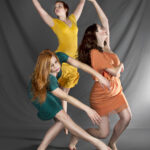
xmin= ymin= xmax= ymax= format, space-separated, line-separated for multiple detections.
xmin=59 ymin=15 xmax=67 ymax=21
xmin=97 ymin=40 xmax=104 ymax=50
xmin=50 ymin=72 xmax=57 ymax=77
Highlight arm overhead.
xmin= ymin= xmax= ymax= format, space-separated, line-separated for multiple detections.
xmin=73 ymin=0 xmax=86 ymax=21
xmin=32 ymin=0 xmax=54 ymax=27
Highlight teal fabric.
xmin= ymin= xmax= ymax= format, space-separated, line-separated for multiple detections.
xmin=28 ymin=52 xmax=69 ymax=120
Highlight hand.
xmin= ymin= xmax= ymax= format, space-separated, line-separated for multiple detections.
xmin=86 ymin=107 xmax=102 ymax=125
xmin=64 ymin=128 xmax=69 ymax=135
xmin=120 ymin=63 xmax=124 ymax=72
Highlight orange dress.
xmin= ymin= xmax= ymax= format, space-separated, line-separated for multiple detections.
xmin=90 ymin=49 xmax=129 ymax=116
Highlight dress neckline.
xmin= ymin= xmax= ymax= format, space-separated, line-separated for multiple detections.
xmin=59 ymin=16 xmax=72 ymax=28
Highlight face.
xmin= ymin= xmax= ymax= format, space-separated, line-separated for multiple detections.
xmin=50 ymin=56 xmax=60 ymax=74
xmin=54 ymin=2 xmax=67 ymax=17
xmin=96 ymin=24 xmax=108 ymax=42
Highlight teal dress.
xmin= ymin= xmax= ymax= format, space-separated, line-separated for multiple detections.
xmin=28 ymin=52 xmax=69 ymax=120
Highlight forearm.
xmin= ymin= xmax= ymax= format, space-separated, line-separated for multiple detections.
xmin=32 ymin=0 xmax=53 ymax=26
xmin=92 ymin=0 xmax=108 ymax=22
xmin=75 ymin=60 xmax=105 ymax=81
xmin=105 ymin=64 xmax=123 ymax=76
xmin=32 ymin=0 xmax=44 ymax=14
xmin=65 ymin=95 xmax=89 ymax=112
xmin=62 ymin=101 xmax=67 ymax=112
xmin=73 ymin=0 xmax=86 ymax=21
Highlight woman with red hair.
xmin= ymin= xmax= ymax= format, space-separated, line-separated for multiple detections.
xmin=32 ymin=0 xmax=86 ymax=135
xmin=28 ymin=49 xmax=111 ymax=150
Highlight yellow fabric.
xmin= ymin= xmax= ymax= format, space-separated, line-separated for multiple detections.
xmin=51 ymin=14 xmax=79 ymax=88
xmin=58 ymin=63 xmax=79 ymax=88
xmin=51 ymin=14 xmax=78 ymax=58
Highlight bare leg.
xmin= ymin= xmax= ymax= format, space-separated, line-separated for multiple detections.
xmin=37 ymin=121 xmax=64 ymax=150
xmin=56 ymin=110 xmax=109 ymax=150
xmin=37 ymin=88 xmax=70 ymax=150
xmin=108 ymin=107 xmax=132 ymax=150
xmin=61 ymin=87 xmax=70 ymax=134
xmin=69 ymin=116 xmax=110 ymax=149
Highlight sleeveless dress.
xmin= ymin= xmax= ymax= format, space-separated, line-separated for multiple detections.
xmin=90 ymin=49 xmax=129 ymax=116
xmin=28 ymin=52 xmax=69 ymax=120
xmin=51 ymin=14 xmax=79 ymax=88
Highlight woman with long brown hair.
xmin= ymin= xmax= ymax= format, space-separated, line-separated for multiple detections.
xmin=32 ymin=0 xmax=86 ymax=135
xmin=28 ymin=49 xmax=111 ymax=150
xmin=69 ymin=0 xmax=132 ymax=150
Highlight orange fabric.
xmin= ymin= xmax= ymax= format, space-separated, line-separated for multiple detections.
xmin=90 ymin=49 xmax=128 ymax=116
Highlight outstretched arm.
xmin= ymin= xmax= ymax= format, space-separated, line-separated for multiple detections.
xmin=51 ymin=88 xmax=102 ymax=125
xmin=32 ymin=0 xmax=54 ymax=27
xmin=73 ymin=0 xmax=86 ymax=21
xmin=67 ymin=57 xmax=110 ymax=88
xmin=89 ymin=0 xmax=110 ymax=48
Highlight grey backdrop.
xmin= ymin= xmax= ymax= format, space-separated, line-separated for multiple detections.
xmin=0 ymin=0 xmax=150 ymax=150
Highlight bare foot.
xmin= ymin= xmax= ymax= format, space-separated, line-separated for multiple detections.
xmin=108 ymin=143 xmax=118 ymax=150
xmin=107 ymin=146 xmax=112 ymax=150
xmin=68 ymin=145 xmax=77 ymax=150
xmin=68 ymin=136 xmax=78 ymax=150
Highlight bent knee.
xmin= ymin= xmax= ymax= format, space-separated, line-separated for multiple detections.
xmin=98 ymin=129 xmax=110 ymax=139
xmin=121 ymin=111 xmax=132 ymax=125
xmin=55 ymin=110 xmax=70 ymax=122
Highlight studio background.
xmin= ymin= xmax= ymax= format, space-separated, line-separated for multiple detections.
xmin=0 ymin=0 xmax=150 ymax=150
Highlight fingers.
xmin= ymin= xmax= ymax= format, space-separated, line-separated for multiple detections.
xmin=90 ymin=110 xmax=102 ymax=125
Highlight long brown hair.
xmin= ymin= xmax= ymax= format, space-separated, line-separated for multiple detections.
xmin=55 ymin=1 xmax=69 ymax=17
xmin=78 ymin=24 xmax=103 ymax=66
xmin=31 ymin=49 xmax=59 ymax=104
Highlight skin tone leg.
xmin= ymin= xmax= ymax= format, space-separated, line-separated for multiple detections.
xmin=56 ymin=110 xmax=110 ymax=150
xmin=69 ymin=116 xmax=110 ymax=150
xmin=108 ymin=107 xmax=132 ymax=150
xmin=37 ymin=88 xmax=70 ymax=150
xmin=37 ymin=121 xmax=64 ymax=150
xmin=69 ymin=108 xmax=131 ymax=150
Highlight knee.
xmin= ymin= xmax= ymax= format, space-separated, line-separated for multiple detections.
xmin=55 ymin=110 xmax=70 ymax=122
xmin=98 ymin=129 xmax=110 ymax=139
xmin=121 ymin=111 xmax=132 ymax=125
xmin=100 ymin=131 xmax=109 ymax=139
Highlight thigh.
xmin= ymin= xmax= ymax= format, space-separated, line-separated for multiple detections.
xmin=98 ymin=115 xmax=110 ymax=132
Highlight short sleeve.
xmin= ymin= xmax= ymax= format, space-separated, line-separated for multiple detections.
xmin=111 ymin=54 xmax=120 ymax=67
xmin=48 ymin=75 xmax=59 ymax=92
xmin=50 ymin=18 xmax=59 ymax=33
xmin=56 ymin=52 xmax=69 ymax=64
xmin=69 ymin=14 xmax=77 ymax=24
xmin=90 ymin=49 xmax=113 ymax=71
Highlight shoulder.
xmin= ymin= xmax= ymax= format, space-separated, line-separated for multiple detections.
xmin=69 ymin=14 xmax=77 ymax=24
xmin=49 ymin=74 xmax=57 ymax=82
xmin=90 ymin=49 xmax=103 ymax=57
xmin=51 ymin=18 xmax=61 ymax=29
xmin=55 ymin=52 xmax=69 ymax=62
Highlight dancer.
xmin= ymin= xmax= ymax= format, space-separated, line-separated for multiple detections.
xmin=69 ymin=0 xmax=132 ymax=150
xmin=32 ymin=0 xmax=85 ymax=134
xmin=28 ymin=49 xmax=111 ymax=150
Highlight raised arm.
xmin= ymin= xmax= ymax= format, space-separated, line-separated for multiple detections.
xmin=32 ymin=0 xmax=54 ymax=27
xmin=89 ymin=0 xmax=110 ymax=48
xmin=73 ymin=0 xmax=86 ymax=21
xmin=51 ymin=88 xmax=102 ymax=125
xmin=67 ymin=57 xmax=110 ymax=88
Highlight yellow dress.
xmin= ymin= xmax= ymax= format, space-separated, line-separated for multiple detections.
xmin=51 ymin=14 xmax=79 ymax=88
